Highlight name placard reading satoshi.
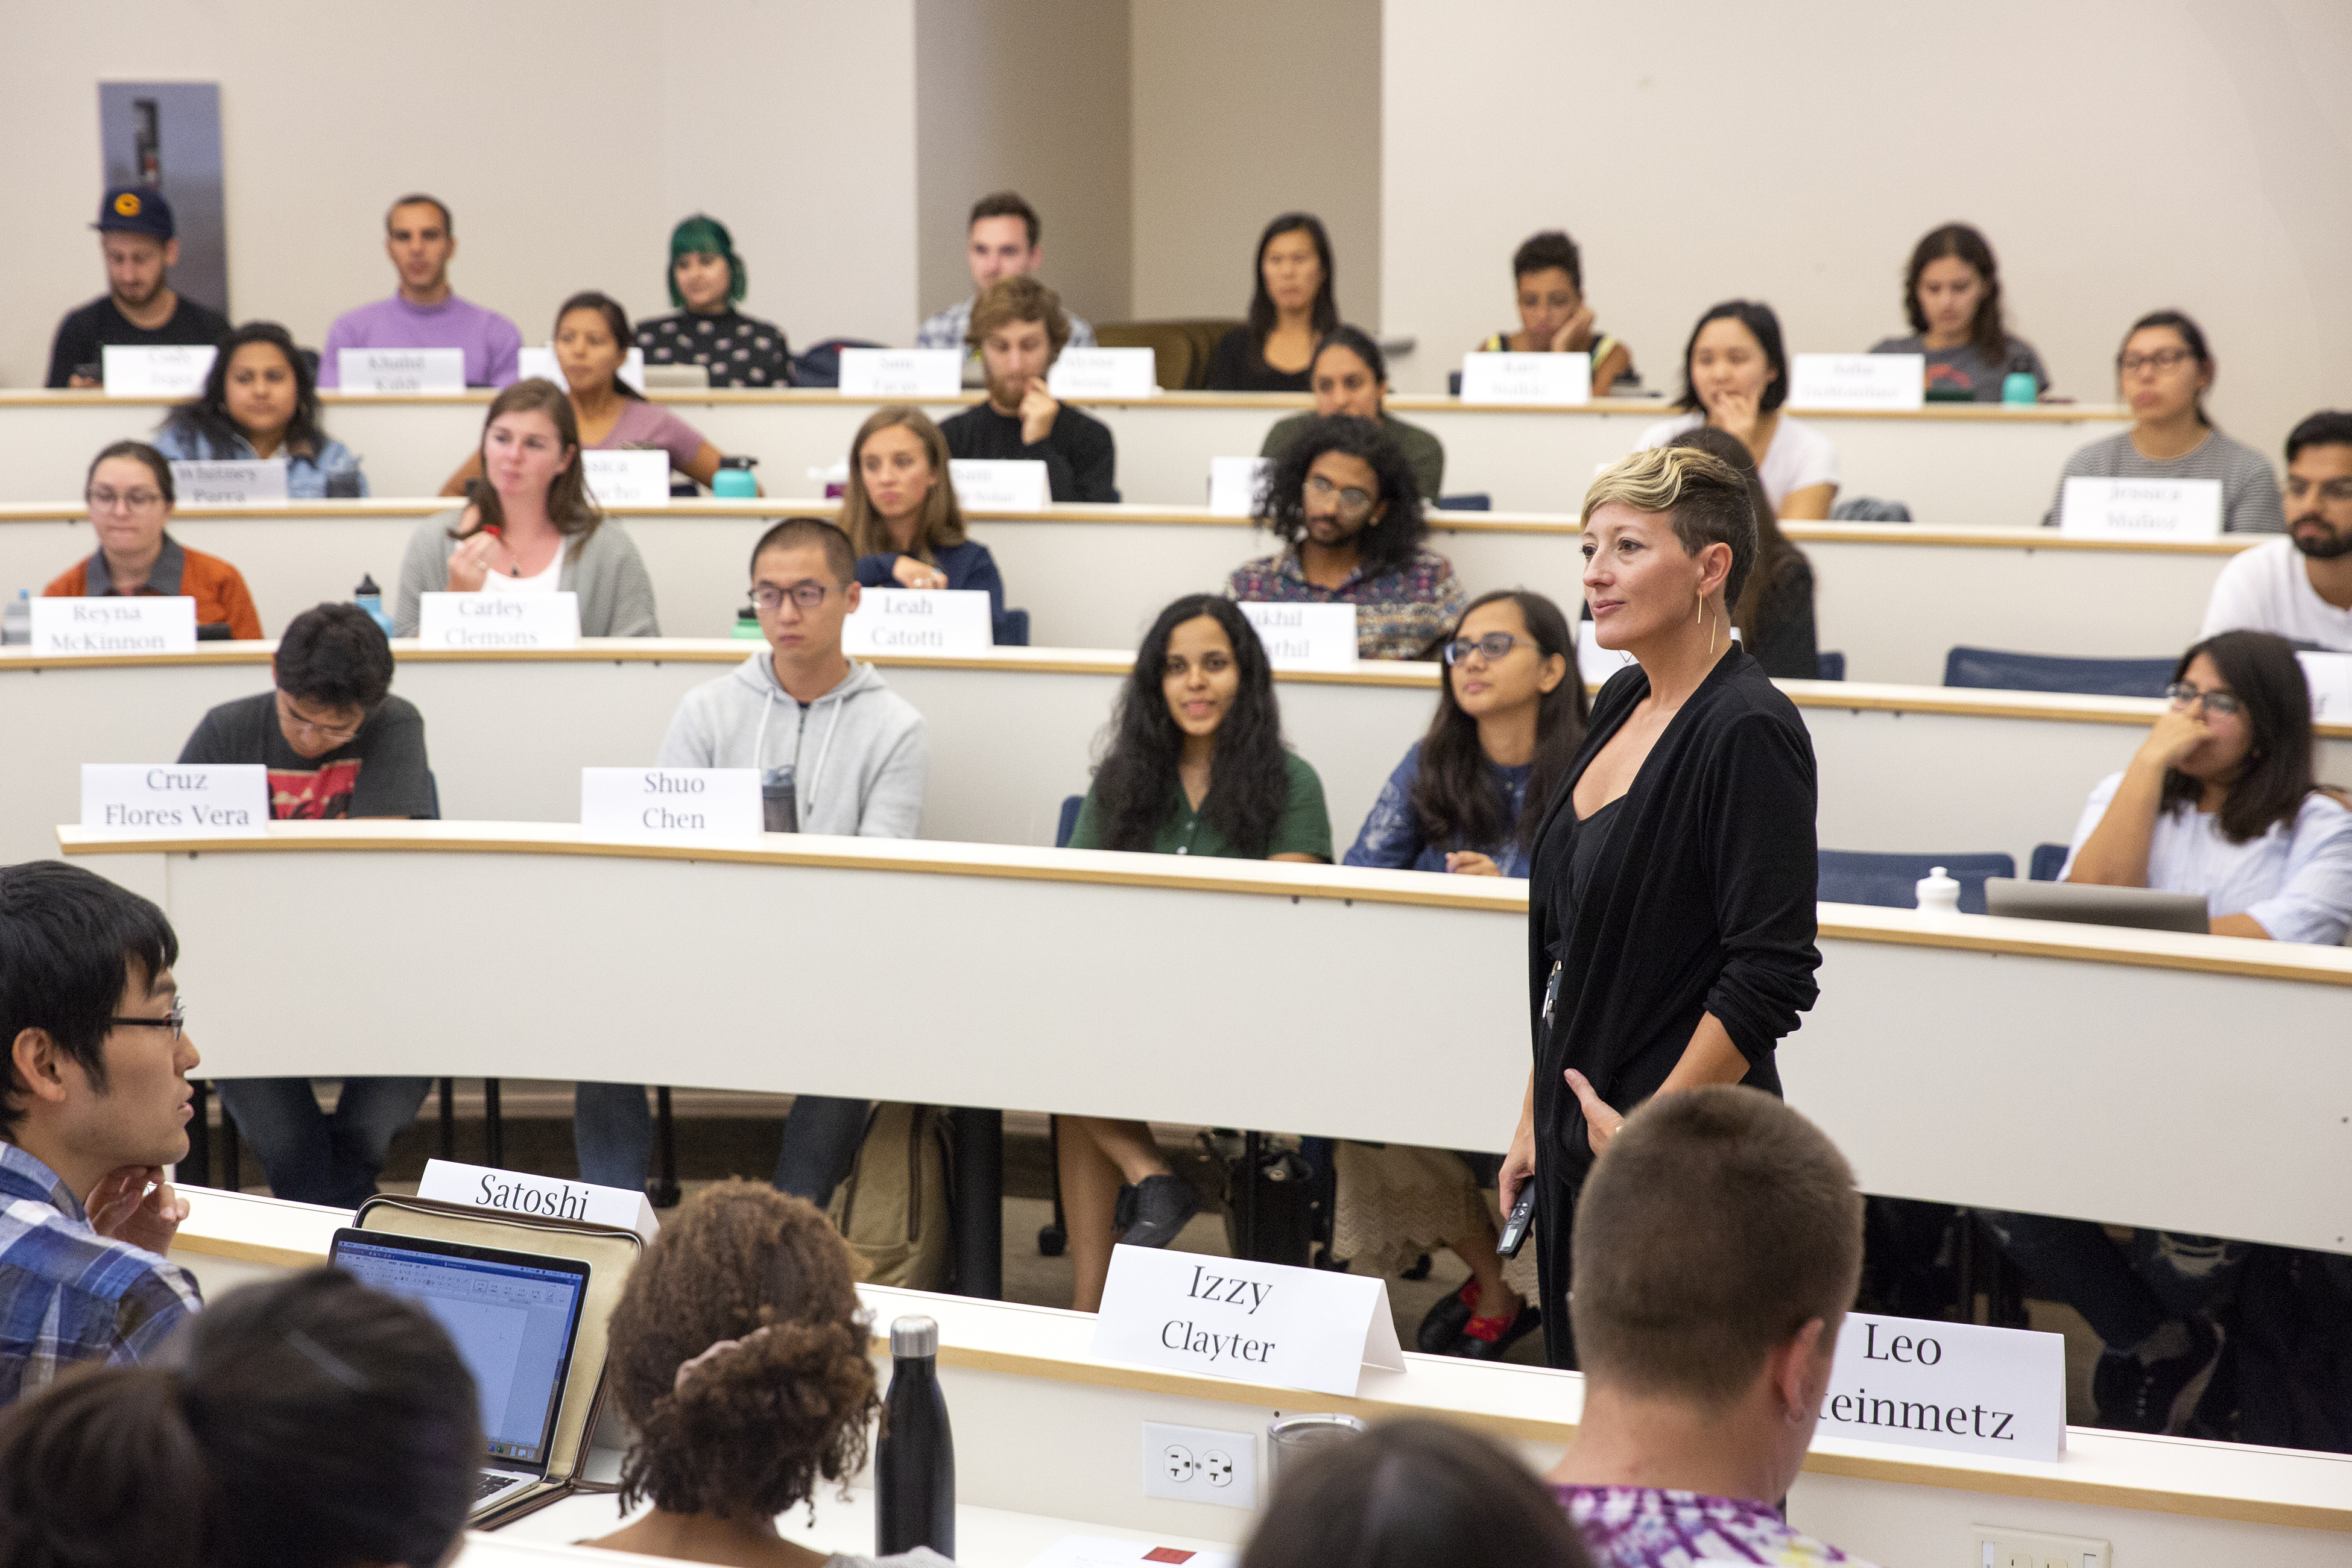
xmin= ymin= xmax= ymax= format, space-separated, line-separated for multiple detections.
xmin=81 ymin=763 xmax=268 ymax=836
xmin=414 ymin=592 xmax=580 ymax=650
xmin=1207 ymin=455 xmax=1271 ymax=516
xmin=1459 ymin=350 xmax=1590 ymax=405
xmin=1092 ymin=1244 xmax=1403 ymax=1397
xmin=338 ymin=347 xmax=466 ymax=394
xmin=1788 ymin=353 xmax=1926 ymax=412
xmin=30 ymin=596 xmax=197 ymax=656
xmin=169 ymin=458 xmax=289 ymax=507
xmin=102 ymin=344 xmax=216 ymax=397
xmin=2060 ymin=476 xmax=2223 ymax=542
xmin=580 ymin=767 xmax=762 ymax=841
xmin=836 ymin=348 xmax=961 ymax=399
xmin=1818 ymin=1311 xmax=2066 ymax=1462
xmin=1238 ymin=601 xmax=1356 ymax=672
xmin=842 ymin=588 xmax=993 ymax=656
xmin=948 ymin=458 xmax=1051 ymax=511
xmin=417 ymin=1158 xmax=659 ymax=1243
xmin=2298 ymin=652 xmax=2352 ymax=723
xmin=516 ymin=343 xmax=645 ymax=393
xmin=580 ymin=449 xmax=672 ymax=508
xmin=1048 ymin=347 xmax=1159 ymax=399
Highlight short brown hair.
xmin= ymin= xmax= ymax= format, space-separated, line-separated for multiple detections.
xmin=968 ymin=274 xmax=1070 ymax=358
xmin=385 ymin=193 xmax=452 ymax=235
xmin=1581 ymin=445 xmax=1758 ymax=609
xmin=606 ymin=1182 xmax=878 ymax=1520
xmin=969 ymin=189 xmax=1040 ymax=247
xmin=1570 ymin=1087 xmax=1863 ymax=1406
xmin=839 ymin=405 xmax=969 ymax=563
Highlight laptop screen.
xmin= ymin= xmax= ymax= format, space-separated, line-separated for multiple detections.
xmin=331 ymin=1231 xmax=590 ymax=1468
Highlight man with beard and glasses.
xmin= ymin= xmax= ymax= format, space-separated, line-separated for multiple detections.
xmin=2201 ymin=411 xmax=2352 ymax=651
xmin=938 ymin=275 xmax=1119 ymax=503
xmin=45 ymin=189 xmax=230 ymax=389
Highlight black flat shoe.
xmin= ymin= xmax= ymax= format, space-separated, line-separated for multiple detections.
xmin=1452 ymin=1302 xmax=1541 ymax=1361
xmin=1417 ymin=1281 xmax=1481 ymax=1354
xmin=1116 ymin=1173 xmax=1201 ymax=1249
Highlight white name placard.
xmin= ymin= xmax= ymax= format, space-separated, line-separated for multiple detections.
xmin=1207 ymin=456 xmax=1271 ymax=517
xmin=580 ymin=449 xmax=672 ymax=508
xmin=338 ymin=347 xmax=466 ymax=394
xmin=31 ymin=596 xmax=197 ymax=656
xmin=516 ymin=344 xmax=646 ymax=393
xmin=1576 ymin=620 xmax=1638 ymax=687
xmin=169 ymin=458 xmax=289 ymax=508
xmin=1459 ymin=350 xmax=1590 ymax=406
xmin=81 ymin=762 xmax=268 ymax=836
xmin=580 ymin=767 xmax=762 ymax=842
xmin=1092 ymin=1245 xmax=1403 ymax=1398
xmin=949 ymin=458 xmax=1051 ymax=511
xmin=837 ymin=348 xmax=961 ymax=399
xmin=102 ymin=344 xmax=215 ymax=398
xmin=2059 ymin=476 xmax=2223 ymax=542
xmin=842 ymin=587 xmax=994 ymax=656
xmin=1818 ymin=1312 xmax=2066 ymax=1462
xmin=2298 ymin=652 xmax=2352 ymax=723
xmin=414 ymin=592 xmax=581 ymax=650
xmin=1048 ymin=347 xmax=1159 ymax=399
xmin=417 ymin=1158 xmax=659 ymax=1244
xmin=1788 ymin=353 xmax=1926 ymax=412
xmin=1238 ymin=601 xmax=1357 ymax=671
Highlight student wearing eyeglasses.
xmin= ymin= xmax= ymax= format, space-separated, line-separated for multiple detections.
xmin=45 ymin=441 xmax=263 ymax=639
xmin=574 ymin=517 xmax=927 ymax=1203
xmin=1225 ymin=414 xmax=1465 ymax=660
xmin=2042 ymin=311 xmax=2285 ymax=533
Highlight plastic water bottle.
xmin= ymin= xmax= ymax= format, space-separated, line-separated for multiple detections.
xmin=352 ymin=575 xmax=395 ymax=638
xmin=1 ymin=590 xmax=28 ymax=647
xmin=1915 ymin=865 xmax=1962 ymax=915
xmin=875 ymin=1315 xmax=954 ymax=1559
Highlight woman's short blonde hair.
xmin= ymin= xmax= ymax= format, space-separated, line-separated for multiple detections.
xmin=1581 ymin=446 xmax=1757 ymax=608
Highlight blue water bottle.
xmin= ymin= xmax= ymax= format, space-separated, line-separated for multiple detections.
xmin=712 ymin=456 xmax=759 ymax=498
xmin=353 ymin=574 xmax=396 ymax=637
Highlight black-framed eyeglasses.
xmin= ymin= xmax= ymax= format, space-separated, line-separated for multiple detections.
xmin=751 ymin=581 xmax=833 ymax=613
xmin=1304 ymin=473 xmax=1376 ymax=517
xmin=107 ymin=1001 xmax=187 ymax=1043
xmin=274 ymin=691 xmax=365 ymax=745
xmin=2119 ymin=347 xmax=2195 ymax=375
xmin=1442 ymin=633 xmax=1537 ymax=666
xmin=2165 ymin=681 xmax=2242 ymax=718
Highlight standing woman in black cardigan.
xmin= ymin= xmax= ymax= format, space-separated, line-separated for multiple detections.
xmin=1499 ymin=445 xmax=1822 ymax=1368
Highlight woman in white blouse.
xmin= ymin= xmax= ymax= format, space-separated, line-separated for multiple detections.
xmin=1637 ymin=299 xmax=1838 ymax=519
xmin=2063 ymin=628 xmax=2352 ymax=943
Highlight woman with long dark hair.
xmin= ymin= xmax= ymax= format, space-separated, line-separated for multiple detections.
xmin=1665 ymin=426 xmax=1817 ymax=679
xmin=1060 ymin=594 xmax=1333 ymax=1310
xmin=1227 ymin=414 xmax=1464 ymax=660
xmin=1869 ymin=223 xmax=2049 ymax=401
xmin=397 ymin=377 xmax=660 ymax=635
xmin=1637 ymin=299 xmax=1839 ymax=519
xmin=151 ymin=320 xmax=367 ymax=496
xmin=442 ymin=291 xmax=726 ymax=495
xmin=2043 ymin=310 xmax=2284 ymax=534
xmin=1260 ymin=326 xmax=1446 ymax=502
xmin=1204 ymin=212 xmax=1337 ymax=392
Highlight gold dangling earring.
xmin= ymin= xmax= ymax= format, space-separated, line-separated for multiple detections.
xmin=1707 ymin=605 xmax=1718 ymax=658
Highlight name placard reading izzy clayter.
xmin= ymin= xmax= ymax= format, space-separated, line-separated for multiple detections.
xmin=169 ymin=458 xmax=289 ymax=507
xmin=580 ymin=767 xmax=762 ymax=840
xmin=836 ymin=348 xmax=961 ymax=399
xmin=2059 ymin=476 xmax=2223 ymax=542
xmin=1092 ymin=1245 xmax=1403 ymax=1398
xmin=414 ymin=592 xmax=581 ymax=650
xmin=1818 ymin=1311 xmax=2066 ymax=1461
xmin=30 ymin=596 xmax=197 ymax=656
xmin=416 ymin=1158 xmax=659 ymax=1243
xmin=1459 ymin=350 xmax=1590 ymax=405
xmin=81 ymin=763 xmax=268 ymax=835
xmin=842 ymin=588 xmax=994 ymax=656
xmin=1237 ymin=601 xmax=1356 ymax=672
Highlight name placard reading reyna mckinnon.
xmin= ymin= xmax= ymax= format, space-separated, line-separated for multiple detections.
xmin=30 ymin=597 xmax=197 ymax=656
xmin=1091 ymin=1244 xmax=1403 ymax=1398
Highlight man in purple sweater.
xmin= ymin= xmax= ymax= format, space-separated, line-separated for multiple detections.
xmin=318 ymin=194 xmax=521 ymax=388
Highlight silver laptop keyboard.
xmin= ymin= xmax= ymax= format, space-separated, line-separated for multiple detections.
xmin=475 ymin=1472 xmax=528 ymax=1502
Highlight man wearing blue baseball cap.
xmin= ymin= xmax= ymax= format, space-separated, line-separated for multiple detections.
xmin=45 ymin=187 xmax=232 ymax=389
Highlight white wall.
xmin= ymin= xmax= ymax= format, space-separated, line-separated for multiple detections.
xmin=0 ymin=0 xmax=918 ymax=386
xmin=1130 ymin=0 xmax=1382 ymax=326
xmin=915 ymin=0 xmax=1132 ymax=332
xmin=1380 ymin=0 xmax=2352 ymax=450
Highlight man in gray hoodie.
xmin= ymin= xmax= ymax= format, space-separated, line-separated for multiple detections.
xmin=574 ymin=516 xmax=928 ymax=1200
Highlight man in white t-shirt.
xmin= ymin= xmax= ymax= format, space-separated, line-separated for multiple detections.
xmin=2201 ymin=411 xmax=2352 ymax=650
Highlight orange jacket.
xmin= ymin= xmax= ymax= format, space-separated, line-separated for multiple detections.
xmin=44 ymin=534 xmax=263 ymax=639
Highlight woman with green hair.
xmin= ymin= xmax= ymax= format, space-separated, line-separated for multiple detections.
xmin=636 ymin=214 xmax=795 ymax=387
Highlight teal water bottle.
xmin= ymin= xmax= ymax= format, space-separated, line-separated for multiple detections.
xmin=2001 ymin=371 xmax=2038 ymax=406
xmin=712 ymin=455 xmax=759 ymax=498
xmin=353 ymin=574 xmax=396 ymax=637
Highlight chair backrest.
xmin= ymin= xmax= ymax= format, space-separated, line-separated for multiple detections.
xmin=1817 ymin=850 xmax=2017 ymax=915
xmin=1815 ymin=651 xmax=1846 ymax=681
xmin=993 ymin=607 xmax=1031 ymax=648
xmin=1433 ymin=493 xmax=1493 ymax=511
xmin=789 ymin=337 xmax=890 ymax=390
xmin=1093 ymin=320 xmax=1244 ymax=391
xmin=1054 ymin=794 xmax=1084 ymax=849
xmin=2028 ymin=842 xmax=2070 ymax=882
xmin=1943 ymin=646 xmax=2177 ymax=698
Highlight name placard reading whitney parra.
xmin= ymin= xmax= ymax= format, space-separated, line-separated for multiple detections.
xmin=1818 ymin=1311 xmax=2067 ymax=1461
xmin=1090 ymin=1244 xmax=1403 ymax=1397
xmin=416 ymin=1158 xmax=659 ymax=1242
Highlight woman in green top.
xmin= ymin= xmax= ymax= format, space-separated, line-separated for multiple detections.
xmin=1261 ymin=327 xmax=1444 ymax=504
xmin=1061 ymin=595 xmax=1333 ymax=1310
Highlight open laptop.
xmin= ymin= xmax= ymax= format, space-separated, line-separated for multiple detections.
xmin=1983 ymin=877 xmax=2211 ymax=935
xmin=330 ymin=1228 xmax=592 ymax=1519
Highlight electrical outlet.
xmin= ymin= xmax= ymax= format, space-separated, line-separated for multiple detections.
xmin=1973 ymin=1525 xmax=2110 ymax=1568
xmin=1142 ymin=1421 xmax=1257 ymax=1508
